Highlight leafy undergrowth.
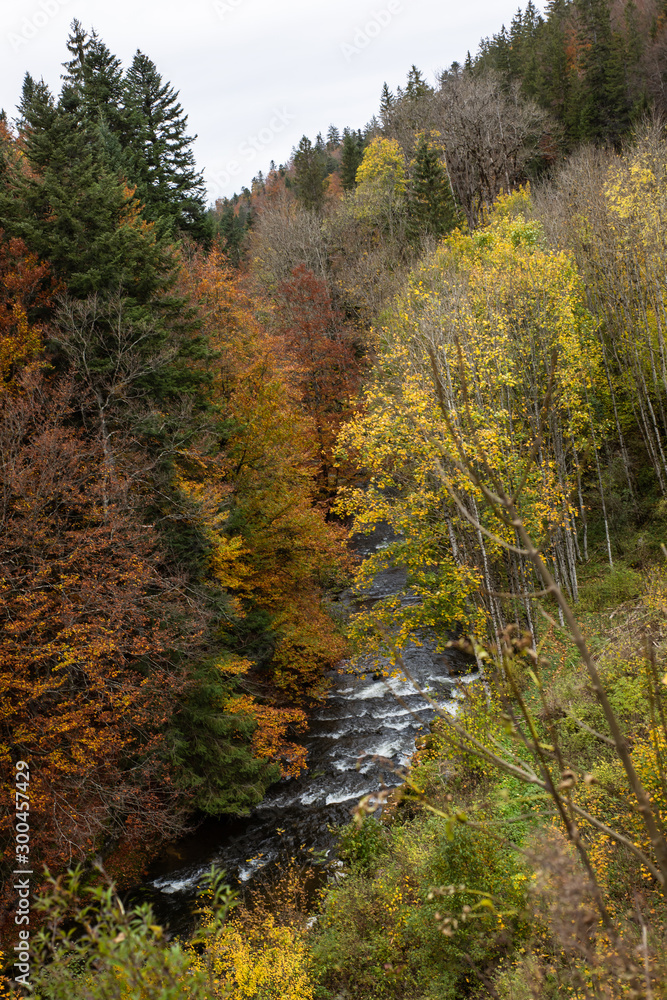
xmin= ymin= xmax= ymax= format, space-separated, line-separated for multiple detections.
xmin=307 ymin=545 xmax=667 ymax=999
xmin=8 ymin=545 xmax=667 ymax=1000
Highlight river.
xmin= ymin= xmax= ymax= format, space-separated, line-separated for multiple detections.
xmin=139 ymin=524 xmax=475 ymax=931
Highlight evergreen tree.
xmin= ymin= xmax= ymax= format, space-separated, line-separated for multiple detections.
xmin=169 ymin=659 xmax=281 ymax=816
xmin=61 ymin=20 xmax=125 ymax=135
xmin=534 ymin=0 xmax=579 ymax=142
xmin=340 ymin=128 xmax=364 ymax=190
xmin=292 ymin=135 xmax=327 ymax=211
xmin=0 ymin=77 xmax=173 ymax=303
xmin=511 ymin=1 xmax=544 ymax=95
xmin=404 ymin=65 xmax=433 ymax=100
xmin=482 ymin=25 xmax=513 ymax=77
xmin=379 ymin=82 xmax=395 ymax=128
xmin=407 ymin=134 xmax=458 ymax=242
xmin=326 ymin=123 xmax=341 ymax=148
xmin=3 ymin=75 xmax=173 ymax=302
xmin=122 ymin=50 xmax=211 ymax=241
xmin=575 ymin=0 xmax=631 ymax=143
xmin=3 ymin=73 xmax=208 ymax=413
xmin=214 ymin=200 xmax=250 ymax=266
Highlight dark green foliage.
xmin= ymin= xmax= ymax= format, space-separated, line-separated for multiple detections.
xmin=168 ymin=659 xmax=280 ymax=816
xmin=21 ymin=22 xmax=212 ymax=244
xmin=379 ymin=82 xmax=395 ymax=127
xmin=401 ymin=64 xmax=433 ymax=101
xmin=3 ymin=77 xmax=175 ymax=302
xmin=326 ymin=123 xmax=341 ymax=148
xmin=292 ymin=134 xmax=328 ymax=211
xmin=407 ymin=135 xmax=458 ymax=242
xmin=340 ymin=128 xmax=364 ymax=190
xmin=575 ymin=0 xmax=632 ymax=143
xmin=212 ymin=198 xmax=251 ymax=266
xmin=475 ymin=0 xmax=660 ymax=149
xmin=61 ymin=19 xmax=126 ymax=140
xmin=122 ymin=50 xmax=211 ymax=242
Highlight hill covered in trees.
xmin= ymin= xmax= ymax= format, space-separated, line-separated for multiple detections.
xmin=5 ymin=2 xmax=667 ymax=997
xmin=0 ymin=19 xmax=356 ymax=938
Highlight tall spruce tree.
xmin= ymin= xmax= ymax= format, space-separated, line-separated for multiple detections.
xmin=61 ymin=21 xmax=125 ymax=136
xmin=292 ymin=135 xmax=327 ymax=211
xmin=122 ymin=50 xmax=210 ymax=242
xmin=340 ymin=128 xmax=364 ymax=190
xmin=326 ymin=123 xmax=341 ymax=148
xmin=576 ymin=0 xmax=631 ymax=143
xmin=3 ymin=73 xmax=210 ymax=414
xmin=534 ymin=0 xmax=580 ymax=143
xmin=404 ymin=65 xmax=433 ymax=100
xmin=379 ymin=82 xmax=396 ymax=128
xmin=3 ymin=74 xmax=173 ymax=303
xmin=407 ymin=135 xmax=458 ymax=242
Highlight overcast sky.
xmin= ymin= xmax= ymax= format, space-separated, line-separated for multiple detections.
xmin=1 ymin=0 xmax=545 ymax=203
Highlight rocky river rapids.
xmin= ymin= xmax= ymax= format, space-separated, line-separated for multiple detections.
xmin=141 ymin=524 xmax=476 ymax=930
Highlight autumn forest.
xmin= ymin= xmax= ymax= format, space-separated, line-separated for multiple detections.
xmin=5 ymin=1 xmax=667 ymax=997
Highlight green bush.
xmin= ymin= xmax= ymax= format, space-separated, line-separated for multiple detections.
xmin=313 ymin=810 xmax=529 ymax=1000
xmin=577 ymin=565 xmax=642 ymax=612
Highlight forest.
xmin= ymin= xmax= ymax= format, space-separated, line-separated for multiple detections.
xmin=4 ymin=0 xmax=667 ymax=996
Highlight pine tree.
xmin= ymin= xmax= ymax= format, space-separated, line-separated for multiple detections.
xmin=292 ymin=135 xmax=327 ymax=211
xmin=404 ymin=65 xmax=433 ymax=99
xmin=340 ymin=128 xmax=364 ymax=190
xmin=122 ymin=50 xmax=210 ymax=241
xmin=61 ymin=20 xmax=125 ymax=135
xmin=379 ymin=82 xmax=395 ymax=127
xmin=3 ymin=75 xmax=173 ymax=302
xmin=407 ymin=134 xmax=458 ymax=242
xmin=326 ymin=123 xmax=340 ymax=148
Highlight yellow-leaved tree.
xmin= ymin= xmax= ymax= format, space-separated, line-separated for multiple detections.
xmin=337 ymin=191 xmax=606 ymax=654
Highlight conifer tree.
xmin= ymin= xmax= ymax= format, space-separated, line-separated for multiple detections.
xmin=340 ymin=128 xmax=364 ymax=190
xmin=214 ymin=200 xmax=250 ymax=266
xmin=535 ymin=0 xmax=579 ymax=142
xmin=292 ymin=135 xmax=327 ymax=211
xmin=122 ymin=50 xmax=210 ymax=241
xmin=404 ymin=65 xmax=433 ymax=99
xmin=407 ymin=134 xmax=458 ymax=241
xmin=379 ymin=82 xmax=395 ymax=128
xmin=61 ymin=20 xmax=125 ymax=135
xmin=326 ymin=123 xmax=341 ymax=148
xmin=3 ymin=74 xmax=172 ymax=303
xmin=576 ymin=0 xmax=631 ymax=143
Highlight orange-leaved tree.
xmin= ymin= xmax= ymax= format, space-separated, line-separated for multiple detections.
xmin=0 ymin=370 xmax=193 ymax=934
xmin=273 ymin=263 xmax=365 ymax=494
xmin=176 ymin=249 xmax=348 ymax=727
xmin=0 ymin=231 xmax=57 ymax=389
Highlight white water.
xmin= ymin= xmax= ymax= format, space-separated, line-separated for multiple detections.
xmin=143 ymin=522 xmax=476 ymax=922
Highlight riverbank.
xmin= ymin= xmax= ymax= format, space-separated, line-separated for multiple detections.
xmin=136 ymin=522 xmax=476 ymax=935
